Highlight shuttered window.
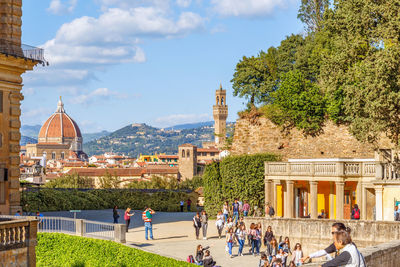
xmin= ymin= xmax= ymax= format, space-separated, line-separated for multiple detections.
xmin=0 ymin=91 xmax=3 ymax=113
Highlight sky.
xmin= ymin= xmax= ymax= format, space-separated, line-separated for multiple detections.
xmin=20 ymin=0 xmax=303 ymax=133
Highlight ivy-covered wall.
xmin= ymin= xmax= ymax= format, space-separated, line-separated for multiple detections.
xmin=203 ymin=153 xmax=279 ymax=216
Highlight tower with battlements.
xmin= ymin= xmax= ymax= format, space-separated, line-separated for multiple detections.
xmin=213 ymin=84 xmax=228 ymax=148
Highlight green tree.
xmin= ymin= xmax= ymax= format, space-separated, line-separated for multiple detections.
xmin=298 ymin=0 xmax=330 ymax=32
xmin=98 ymin=172 xmax=121 ymax=189
xmin=44 ymin=174 xmax=94 ymax=189
xmin=231 ymin=51 xmax=277 ymax=106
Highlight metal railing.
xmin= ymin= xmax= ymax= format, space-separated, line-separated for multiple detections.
xmin=21 ymin=44 xmax=45 ymax=63
xmin=0 ymin=215 xmax=125 ymax=243
xmin=84 ymin=219 xmax=114 ymax=240
xmin=0 ymin=39 xmax=47 ymax=64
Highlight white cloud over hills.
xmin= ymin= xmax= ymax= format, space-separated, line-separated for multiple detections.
xmin=211 ymin=0 xmax=288 ymax=17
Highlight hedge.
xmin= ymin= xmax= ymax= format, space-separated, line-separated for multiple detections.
xmin=36 ymin=233 xmax=191 ymax=266
xmin=22 ymin=189 xmax=194 ymax=213
xmin=203 ymin=153 xmax=279 ymax=216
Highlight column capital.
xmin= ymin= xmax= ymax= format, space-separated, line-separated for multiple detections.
xmin=273 ymin=179 xmax=281 ymax=185
xmin=309 ymin=180 xmax=318 ymax=185
xmin=286 ymin=180 xmax=294 ymax=185
xmin=335 ymin=181 xmax=345 ymax=186
xmin=374 ymin=186 xmax=383 ymax=192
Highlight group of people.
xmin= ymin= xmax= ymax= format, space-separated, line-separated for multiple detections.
xmin=112 ymin=206 xmax=155 ymax=240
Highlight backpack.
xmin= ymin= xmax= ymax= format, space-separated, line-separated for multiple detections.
xmin=146 ymin=210 xmax=152 ymax=219
xmin=187 ymin=255 xmax=195 ymax=263
xmin=269 ymin=207 xmax=275 ymax=216
xmin=354 ymin=209 xmax=360 ymax=219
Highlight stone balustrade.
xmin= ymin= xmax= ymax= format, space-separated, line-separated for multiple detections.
xmin=0 ymin=218 xmax=37 ymax=266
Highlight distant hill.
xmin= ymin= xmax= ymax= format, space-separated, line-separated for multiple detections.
xmin=83 ymin=122 xmax=236 ymax=157
xmin=20 ymin=125 xmax=110 ymax=144
xmin=20 ymin=135 xmax=37 ymax=146
xmin=165 ymin=121 xmax=214 ymax=130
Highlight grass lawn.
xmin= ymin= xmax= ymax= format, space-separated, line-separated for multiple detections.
xmin=36 ymin=233 xmax=191 ymax=267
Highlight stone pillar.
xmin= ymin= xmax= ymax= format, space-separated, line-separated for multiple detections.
xmin=356 ymin=181 xmax=362 ymax=217
xmin=114 ymin=224 xmax=126 ymax=243
xmin=329 ymin=182 xmax=335 ymax=219
xmin=27 ymin=219 xmax=38 ymax=267
xmin=265 ymin=179 xmax=272 ymax=216
xmin=272 ymin=180 xmax=280 ymax=213
xmin=336 ymin=181 xmax=345 ymax=220
xmin=361 ymin=184 xmax=367 ymax=220
xmin=285 ymin=180 xmax=294 ymax=218
xmin=375 ymin=186 xmax=383 ymax=221
xmin=76 ymin=219 xmax=84 ymax=236
xmin=310 ymin=181 xmax=318 ymax=219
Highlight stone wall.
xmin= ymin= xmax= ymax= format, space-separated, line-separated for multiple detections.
xmin=0 ymin=248 xmax=29 ymax=267
xmin=231 ymin=117 xmax=377 ymax=159
xmin=243 ymin=217 xmax=400 ymax=257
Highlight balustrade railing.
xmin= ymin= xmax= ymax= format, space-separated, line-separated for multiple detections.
xmin=0 ymin=219 xmax=30 ymax=250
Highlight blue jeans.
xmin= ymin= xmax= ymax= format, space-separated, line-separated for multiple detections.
xmin=243 ymin=211 xmax=248 ymax=217
xmin=251 ymin=239 xmax=259 ymax=254
xmin=113 ymin=217 xmax=118 ymax=224
xmin=145 ymin=222 xmax=153 ymax=240
xmin=228 ymin=242 xmax=233 ymax=255
xmin=233 ymin=211 xmax=239 ymax=224
xmin=238 ymin=239 xmax=245 ymax=255
xmin=224 ymin=213 xmax=228 ymax=223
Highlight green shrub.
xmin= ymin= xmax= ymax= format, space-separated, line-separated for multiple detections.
xmin=37 ymin=233 xmax=191 ymax=267
xmin=22 ymin=189 xmax=192 ymax=212
xmin=203 ymin=153 xmax=279 ymax=216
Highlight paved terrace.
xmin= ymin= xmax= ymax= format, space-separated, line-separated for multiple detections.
xmin=42 ymin=210 xmax=282 ymax=266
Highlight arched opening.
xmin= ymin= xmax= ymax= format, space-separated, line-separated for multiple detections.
xmin=186 ymin=149 xmax=190 ymax=157
xmin=216 ymin=96 xmax=219 ymax=105
xmin=181 ymin=149 xmax=185 ymax=158
xmin=221 ymin=97 xmax=224 ymax=105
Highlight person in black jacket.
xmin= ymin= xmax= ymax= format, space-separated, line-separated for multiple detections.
xmin=203 ymin=250 xmax=216 ymax=267
xmin=112 ymin=206 xmax=119 ymax=224
xmin=193 ymin=212 xmax=202 ymax=240
xmin=195 ymin=244 xmax=210 ymax=265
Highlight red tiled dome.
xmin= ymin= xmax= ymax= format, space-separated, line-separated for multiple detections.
xmin=38 ymin=98 xmax=82 ymax=140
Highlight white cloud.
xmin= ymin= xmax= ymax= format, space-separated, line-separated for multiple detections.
xmin=22 ymin=87 xmax=35 ymax=96
xmin=176 ymin=0 xmax=191 ymax=8
xmin=154 ymin=113 xmax=212 ymax=127
xmin=23 ymin=68 xmax=94 ymax=87
xmin=47 ymin=0 xmax=78 ymax=15
xmin=211 ymin=0 xmax=287 ymax=17
xmin=44 ymin=6 xmax=204 ymax=66
xmin=72 ymin=88 xmax=126 ymax=105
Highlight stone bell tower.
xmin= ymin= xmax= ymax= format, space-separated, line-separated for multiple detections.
xmin=0 ymin=0 xmax=42 ymax=215
xmin=213 ymin=84 xmax=228 ymax=148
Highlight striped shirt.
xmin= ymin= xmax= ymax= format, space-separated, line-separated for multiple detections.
xmin=142 ymin=210 xmax=154 ymax=222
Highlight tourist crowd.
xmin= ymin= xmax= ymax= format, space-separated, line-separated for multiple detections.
xmin=190 ymin=199 xmax=366 ymax=267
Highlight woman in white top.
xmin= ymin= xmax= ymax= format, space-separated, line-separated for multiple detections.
xmin=236 ymin=224 xmax=246 ymax=256
xmin=292 ymin=243 xmax=303 ymax=266
xmin=223 ymin=201 xmax=229 ymax=222
xmin=225 ymin=217 xmax=234 ymax=234
xmin=215 ymin=211 xmax=225 ymax=239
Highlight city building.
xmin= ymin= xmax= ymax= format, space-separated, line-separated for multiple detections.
xmin=213 ymin=84 xmax=228 ymax=148
xmin=0 ymin=0 xmax=43 ymax=215
xmin=26 ymin=97 xmax=88 ymax=162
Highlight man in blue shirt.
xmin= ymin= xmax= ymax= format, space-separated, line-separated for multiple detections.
xmin=395 ymin=206 xmax=399 ymax=221
xmin=232 ymin=199 xmax=240 ymax=224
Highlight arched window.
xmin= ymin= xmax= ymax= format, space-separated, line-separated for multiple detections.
xmin=216 ymin=96 xmax=219 ymax=105
xmin=186 ymin=150 xmax=190 ymax=157
xmin=61 ymin=152 xmax=65 ymax=159
xmin=221 ymin=97 xmax=224 ymax=105
xmin=181 ymin=149 xmax=185 ymax=158
xmin=52 ymin=152 xmax=56 ymax=160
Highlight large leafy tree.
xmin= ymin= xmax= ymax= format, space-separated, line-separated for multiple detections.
xmin=231 ymin=50 xmax=278 ymax=106
xmin=321 ymin=0 xmax=400 ymax=146
xmin=298 ymin=0 xmax=330 ymax=32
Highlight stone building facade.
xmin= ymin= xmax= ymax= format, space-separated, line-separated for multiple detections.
xmin=178 ymin=144 xmax=197 ymax=180
xmin=0 ymin=0 xmax=41 ymax=215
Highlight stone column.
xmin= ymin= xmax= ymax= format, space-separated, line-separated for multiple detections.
xmin=310 ymin=181 xmax=318 ymax=219
xmin=329 ymin=182 xmax=335 ymax=219
xmin=272 ymin=180 xmax=280 ymax=213
xmin=285 ymin=180 xmax=294 ymax=218
xmin=375 ymin=186 xmax=383 ymax=221
xmin=336 ymin=181 xmax=345 ymax=219
xmin=265 ymin=179 xmax=272 ymax=216
xmin=76 ymin=219 xmax=84 ymax=236
xmin=27 ymin=219 xmax=38 ymax=267
xmin=361 ymin=184 xmax=367 ymax=220
xmin=114 ymin=224 xmax=126 ymax=243
xmin=356 ymin=181 xmax=362 ymax=218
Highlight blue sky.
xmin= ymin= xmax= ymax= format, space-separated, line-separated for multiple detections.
xmin=21 ymin=0 xmax=303 ymax=133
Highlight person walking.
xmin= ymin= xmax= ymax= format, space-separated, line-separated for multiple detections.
xmin=193 ymin=212 xmax=202 ymax=240
xmin=232 ymin=199 xmax=240 ymax=225
xmin=187 ymin=198 xmax=192 ymax=212
xmin=292 ymin=243 xmax=303 ymax=266
xmin=113 ymin=206 xmax=120 ymax=224
xmin=216 ymin=211 xmax=225 ymax=239
xmin=266 ymin=238 xmax=278 ymax=262
xmin=124 ymin=208 xmax=134 ymax=232
xmin=180 ymin=200 xmax=184 ymax=212
xmin=226 ymin=228 xmax=235 ymax=258
xmin=255 ymin=223 xmax=262 ymax=256
xmin=236 ymin=223 xmax=246 ymax=256
xmin=242 ymin=200 xmax=250 ymax=217
xmin=142 ymin=207 xmax=155 ymax=240
xmin=223 ymin=201 xmax=229 ymax=223
xmin=201 ymin=210 xmax=208 ymax=240
xmin=249 ymin=223 xmax=258 ymax=256
xmin=263 ymin=225 xmax=274 ymax=246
